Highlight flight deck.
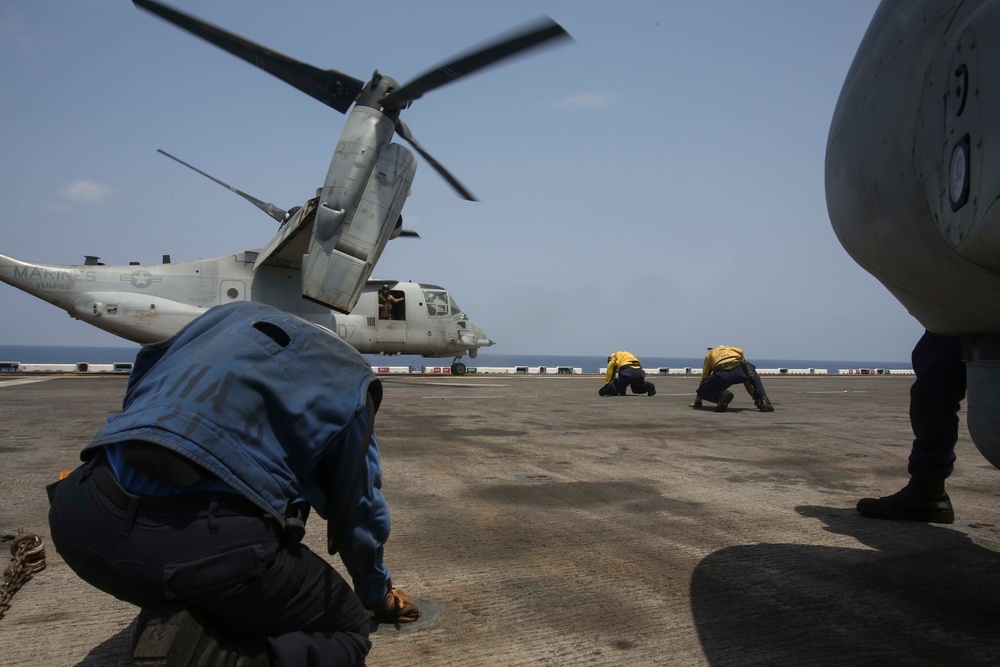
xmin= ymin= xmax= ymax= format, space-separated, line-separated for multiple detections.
xmin=2 ymin=374 xmax=998 ymax=666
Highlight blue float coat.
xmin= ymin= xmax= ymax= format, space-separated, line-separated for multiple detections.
xmin=81 ymin=301 xmax=391 ymax=604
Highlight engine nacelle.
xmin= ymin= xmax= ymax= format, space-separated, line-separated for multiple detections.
xmin=826 ymin=0 xmax=1000 ymax=335
xmin=303 ymin=106 xmax=417 ymax=313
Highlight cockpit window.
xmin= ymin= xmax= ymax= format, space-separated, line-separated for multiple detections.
xmin=423 ymin=289 xmax=450 ymax=317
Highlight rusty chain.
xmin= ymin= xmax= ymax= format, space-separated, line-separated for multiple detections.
xmin=0 ymin=529 xmax=46 ymax=620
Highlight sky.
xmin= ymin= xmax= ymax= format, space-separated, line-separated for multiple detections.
xmin=0 ymin=0 xmax=925 ymax=362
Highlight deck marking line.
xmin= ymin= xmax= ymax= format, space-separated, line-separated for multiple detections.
xmin=0 ymin=377 xmax=55 ymax=388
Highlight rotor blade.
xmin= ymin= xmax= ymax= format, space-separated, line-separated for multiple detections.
xmin=398 ymin=230 xmax=420 ymax=238
xmin=395 ymin=120 xmax=478 ymax=202
xmin=157 ymin=149 xmax=289 ymax=223
xmin=133 ymin=0 xmax=364 ymax=113
xmin=382 ymin=17 xmax=572 ymax=107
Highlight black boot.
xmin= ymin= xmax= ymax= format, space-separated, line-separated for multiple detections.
xmin=133 ymin=605 xmax=271 ymax=666
xmin=856 ymin=479 xmax=954 ymax=524
xmin=646 ymin=382 xmax=656 ymax=397
xmin=715 ymin=390 xmax=734 ymax=412
xmin=755 ymin=395 xmax=774 ymax=412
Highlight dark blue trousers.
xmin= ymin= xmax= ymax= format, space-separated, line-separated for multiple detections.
xmin=697 ymin=363 xmax=766 ymax=403
xmin=907 ymin=330 xmax=967 ymax=481
xmin=48 ymin=460 xmax=371 ymax=666
xmin=613 ymin=365 xmax=651 ymax=395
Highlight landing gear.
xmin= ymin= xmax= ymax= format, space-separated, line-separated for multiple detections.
xmin=451 ymin=361 xmax=467 ymax=376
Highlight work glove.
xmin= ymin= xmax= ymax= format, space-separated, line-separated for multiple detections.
xmin=369 ymin=582 xmax=421 ymax=623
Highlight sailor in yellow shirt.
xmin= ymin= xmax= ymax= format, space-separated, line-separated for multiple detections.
xmin=599 ymin=350 xmax=656 ymax=397
xmin=691 ymin=346 xmax=774 ymax=412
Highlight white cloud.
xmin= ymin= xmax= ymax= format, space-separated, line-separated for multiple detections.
xmin=556 ymin=93 xmax=616 ymax=110
xmin=58 ymin=180 xmax=117 ymax=204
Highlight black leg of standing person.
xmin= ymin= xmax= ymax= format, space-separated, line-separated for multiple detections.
xmin=857 ymin=331 xmax=966 ymax=524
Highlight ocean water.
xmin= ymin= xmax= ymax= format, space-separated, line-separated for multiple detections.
xmin=0 ymin=345 xmax=913 ymax=374
xmin=0 ymin=344 xmax=142 ymax=364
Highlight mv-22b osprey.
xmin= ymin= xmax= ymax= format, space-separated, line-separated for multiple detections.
xmin=0 ymin=0 xmax=572 ymax=374
xmin=128 ymin=0 xmax=570 ymax=313
xmin=0 ymin=249 xmax=490 ymax=374
xmin=0 ymin=153 xmax=496 ymax=373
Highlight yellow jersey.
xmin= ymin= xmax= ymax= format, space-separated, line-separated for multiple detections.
xmin=605 ymin=350 xmax=641 ymax=384
xmin=700 ymin=346 xmax=745 ymax=381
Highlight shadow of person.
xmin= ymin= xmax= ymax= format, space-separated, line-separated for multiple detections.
xmin=690 ymin=505 xmax=1000 ymax=666
xmin=77 ymin=600 xmax=448 ymax=663
xmin=77 ymin=619 xmax=135 ymax=666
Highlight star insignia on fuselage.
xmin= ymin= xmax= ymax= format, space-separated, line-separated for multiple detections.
xmin=121 ymin=270 xmax=162 ymax=289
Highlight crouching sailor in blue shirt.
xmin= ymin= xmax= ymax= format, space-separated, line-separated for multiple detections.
xmin=47 ymin=301 xmax=419 ymax=667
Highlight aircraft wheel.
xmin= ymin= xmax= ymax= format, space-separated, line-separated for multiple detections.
xmin=451 ymin=362 xmax=466 ymax=376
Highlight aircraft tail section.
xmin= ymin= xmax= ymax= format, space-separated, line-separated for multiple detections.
xmin=0 ymin=253 xmax=85 ymax=313
xmin=0 ymin=252 xmax=209 ymax=344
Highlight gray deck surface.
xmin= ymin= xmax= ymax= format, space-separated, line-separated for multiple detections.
xmin=2 ymin=374 xmax=999 ymax=666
